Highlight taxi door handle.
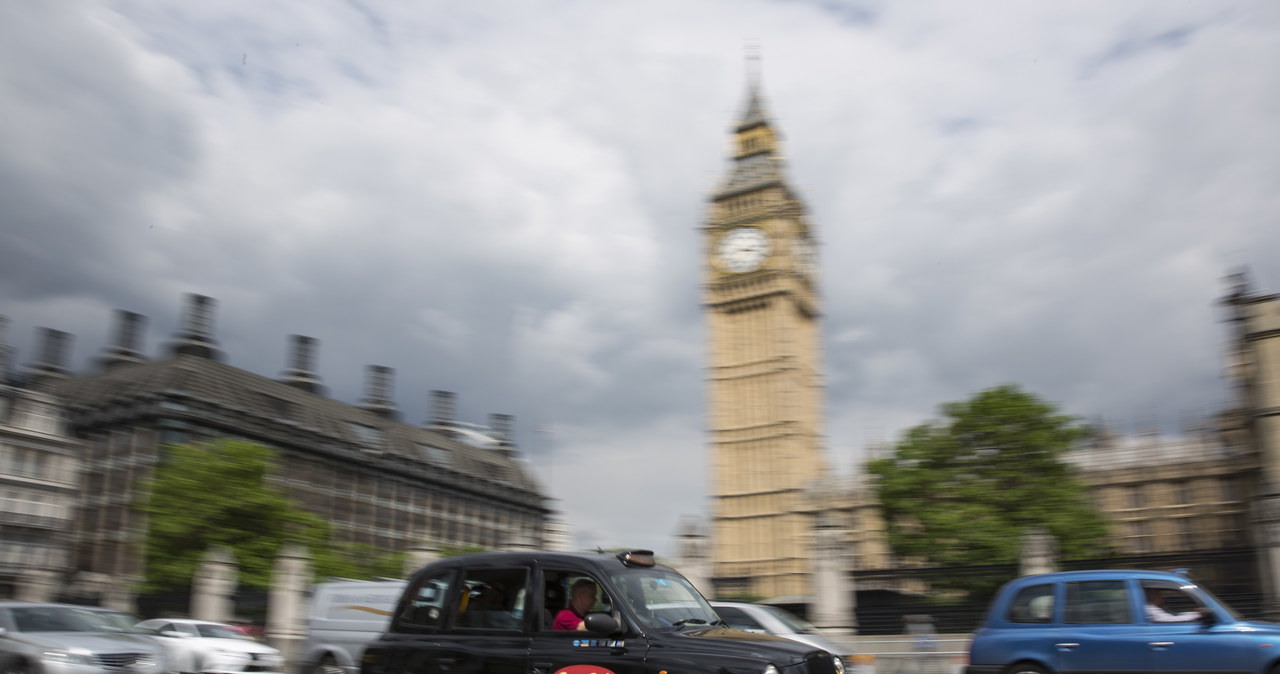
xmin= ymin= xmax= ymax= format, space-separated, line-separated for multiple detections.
xmin=1055 ymin=643 xmax=1079 ymax=649
xmin=438 ymin=657 xmax=457 ymax=670
xmin=532 ymin=661 xmax=554 ymax=674
xmin=1149 ymin=642 xmax=1175 ymax=648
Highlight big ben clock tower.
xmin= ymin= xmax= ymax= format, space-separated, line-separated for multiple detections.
xmin=704 ymin=71 xmax=827 ymax=599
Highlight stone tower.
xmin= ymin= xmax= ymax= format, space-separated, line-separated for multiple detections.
xmin=703 ymin=70 xmax=827 ymax=599
xmin=1225 ymin=271 xmax=1280 ymax=615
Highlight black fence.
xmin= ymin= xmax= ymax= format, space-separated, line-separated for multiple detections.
xmin=851 ymin=546 xmax=1263 ymax=635
xmin=130 ymin=587 xmax=268 ymax=624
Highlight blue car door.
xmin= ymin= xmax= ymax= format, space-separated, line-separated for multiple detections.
xmin=1053 ymin=580 xmax=1149 ymax=672
xmin=1142 ymin=622 xmax=1257 ymax=672
xmin=1135 ymin=578 xmax=1254 ymax=672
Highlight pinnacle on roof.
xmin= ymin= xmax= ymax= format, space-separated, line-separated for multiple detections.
xmin=737 ymin=80 xmax=770 ymax=131
xmin=737 ymin=44 xmax=770 ymax=131
xmin=716 ymin=73 xmax=788 ymax=199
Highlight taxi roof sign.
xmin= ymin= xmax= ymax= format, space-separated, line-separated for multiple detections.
xmin=616 ymin=550 xmax=656 ymax=567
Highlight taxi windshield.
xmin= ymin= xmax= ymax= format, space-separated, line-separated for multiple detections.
xmin=610 ymin=567 xmax=720 ymax=631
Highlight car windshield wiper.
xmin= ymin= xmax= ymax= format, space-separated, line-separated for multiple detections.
xmin=671 ymin=618 xmax=710 ymax=628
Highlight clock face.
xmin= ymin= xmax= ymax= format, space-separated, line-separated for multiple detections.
xmin=717 ymin=227 xmax=771 ymax=273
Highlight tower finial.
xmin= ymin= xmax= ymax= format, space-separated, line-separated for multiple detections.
xmin=746 ymin=40 xmax=762 ymax=90
xmin=737 ymin=43 xmax=769 ymax=131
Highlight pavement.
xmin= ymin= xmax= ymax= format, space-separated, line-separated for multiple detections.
xmin=827 ymin=634 xmax=971 ymax=674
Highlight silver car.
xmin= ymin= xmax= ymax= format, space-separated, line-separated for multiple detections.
xmin=711 ymin=601 xmax=850 ymax=656
xmin=0 ymin=602 xmax=167 ymax=674
xmin=134 ymin=619 xmax=281 ymax=674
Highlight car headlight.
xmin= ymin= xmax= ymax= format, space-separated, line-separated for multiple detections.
xmin=831 ymin=655 xmax=844 ymax=674
xmin=42 ymin=649 xmax=95 ymax=666
xmin=763 ymin=665 xmax=779 ymax=674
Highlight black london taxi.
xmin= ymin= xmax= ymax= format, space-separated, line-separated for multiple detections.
xmin=360 ymin=549 xmax=846 ymax=674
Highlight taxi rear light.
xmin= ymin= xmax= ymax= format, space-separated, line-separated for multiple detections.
xmin=617 ymin=550 xmax=656 ymax=567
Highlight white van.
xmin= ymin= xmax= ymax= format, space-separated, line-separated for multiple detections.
xmin=298 ymin=579 xmax=406 ymax=674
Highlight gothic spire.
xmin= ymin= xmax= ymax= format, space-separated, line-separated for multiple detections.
xmin=716 ymin=55 xmax=787 ymax=200
xmin=738 ymin=46 xmax=769 ymax=131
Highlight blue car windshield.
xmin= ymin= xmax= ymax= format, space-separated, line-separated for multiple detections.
xmin=1192 ymin=583 xmax=1242 ymax=621
xmin=610 ymin=567 xmax=720 ymax=631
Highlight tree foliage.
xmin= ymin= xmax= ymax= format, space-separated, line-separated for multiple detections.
xmin=139 ymin=439 xmax=402 ymax=592
xmin=438 ymin=545 xmax=489 ymax=558
xmin=866 ymin=385 xmax=1110 ymax=584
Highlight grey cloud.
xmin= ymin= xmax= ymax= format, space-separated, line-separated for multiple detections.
xmin=2 ymin=0 xmax=1278 ymax=554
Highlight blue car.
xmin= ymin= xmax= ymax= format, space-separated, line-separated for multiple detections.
xmin=966 ymin=569 xmax=1280 ymax=674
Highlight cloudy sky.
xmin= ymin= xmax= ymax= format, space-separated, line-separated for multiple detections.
xmin=2 ymin=0 xmax=1278 ymax=556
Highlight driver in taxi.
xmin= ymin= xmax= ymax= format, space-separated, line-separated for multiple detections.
xmin=553 ymin=578 xmax=598 ymax=631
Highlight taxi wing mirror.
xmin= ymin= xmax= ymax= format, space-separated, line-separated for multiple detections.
xmin=1199 ymin=608 xmax=1217 ymax=626
xmin=584 ymin=612 xmax=620 ymax=634
xmin=162 ymin=630 xmax=190 ymax=638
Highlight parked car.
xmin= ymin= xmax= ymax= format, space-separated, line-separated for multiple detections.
xmin=80 ymin=607 xmax=179 ymax=663
xmin=79 ymin=608 xmax=147 ymax=634
xmin=135 ymin=618 xmax=282 ymax=674
xmin=711 ymin=602 xmax=849 ymax=656
xmin=0 ymin=601 xmax=168 ymax=674
xmin=361 ymin=549 xmax=847 ymax=674
xmin=966 ymin=568 xmax=1280 ymax=674
xmin=297 ymin=579 xmax=406 ymax=674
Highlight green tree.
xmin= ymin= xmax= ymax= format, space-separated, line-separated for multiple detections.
xmin=866 ymin=384 xmax=1109 ymax=592
xmin=139 ymin=439 xmax=401 ymax=592
xmin=438 ymin=545 xmax=489 ymax=558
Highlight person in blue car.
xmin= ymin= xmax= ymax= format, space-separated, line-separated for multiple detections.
xmin=1142 ymin=586 xmax=1209 ymax=623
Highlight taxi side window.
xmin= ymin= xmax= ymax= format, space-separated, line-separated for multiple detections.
xmin=398 ymin=569 xmax=455 ymax=631
xmin=1064 ymin=580 xmax=1130 ymax=624
xmin=455 ymin=567 xmax=528 ymax=631
xmin=540 ymin=568 xmax=613 ymax=633
xmin=1007 ymin=583 xmax=1056 ymax=623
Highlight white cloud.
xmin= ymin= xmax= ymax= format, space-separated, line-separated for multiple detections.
xmin=1 ymin=0 xmax=1278 ymax=555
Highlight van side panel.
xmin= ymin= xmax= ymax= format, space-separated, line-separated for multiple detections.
xmin=301 ymin=581 xmax=407 ymax=674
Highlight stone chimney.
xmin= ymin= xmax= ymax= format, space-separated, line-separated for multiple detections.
xmin=27 ymin=327 xmax=73 ymax=390
xmin=360 ymin=365 xmax=399 ymax=420
xmin=168 ymin=294 xmax=223 ymax=361
xmin=489 ymin=413 xmax=516 ymax=456
xmin=279 ymin=335 xmax=325 ymax=395
xmin=98 ymin=310 xmax=148 ymax=371
xmin=0 ymin=315 xmax=11 ymax=385
xmin=430 ymin=390 xmax=456 ymax=426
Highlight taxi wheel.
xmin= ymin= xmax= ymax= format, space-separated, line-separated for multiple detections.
xmin=1006 ymin=663 xmax=1048 ymax=674
xmin=313 ymin=656 xmax=344 ymax=674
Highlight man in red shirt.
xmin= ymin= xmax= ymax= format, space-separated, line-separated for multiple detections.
xmin=554 ymin=579 xmax=598 ymax=630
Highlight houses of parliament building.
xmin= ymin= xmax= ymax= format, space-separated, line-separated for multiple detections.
xmin=0 ymin=297 xmax=557 ymax=605
xmin=699 ymin=73 xmax=1280 ymax=616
